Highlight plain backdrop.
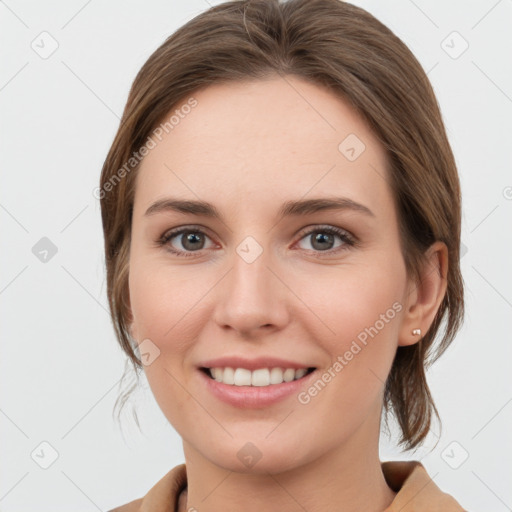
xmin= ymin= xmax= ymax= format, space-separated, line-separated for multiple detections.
xmin=0 ymin=0 xmax=511 ymax=510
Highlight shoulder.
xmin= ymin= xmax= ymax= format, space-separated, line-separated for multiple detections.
xmin=383 ymin=460 xmax=467 ymax=511
xmin=107 ymin=463 xmax=187 ymax=512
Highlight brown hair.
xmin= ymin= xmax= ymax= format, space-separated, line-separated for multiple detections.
xmin=100 ymin=0 xmax=464 ymax=450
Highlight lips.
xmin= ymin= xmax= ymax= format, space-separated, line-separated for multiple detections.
xmin=196 ymin=355 xmax=318 ymax=408
xmin=198 ymin=364 xmax=319 ymax=408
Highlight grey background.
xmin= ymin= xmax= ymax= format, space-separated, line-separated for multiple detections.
xmin=1 ymin=0 xmax=511 ymax=510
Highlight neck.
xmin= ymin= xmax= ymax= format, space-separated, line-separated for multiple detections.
xmin=178 ymin=412 xmax=395 ymax=512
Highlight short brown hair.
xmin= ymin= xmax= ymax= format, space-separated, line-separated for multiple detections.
xmin=100 ymin=0 xmax=464 ymax=450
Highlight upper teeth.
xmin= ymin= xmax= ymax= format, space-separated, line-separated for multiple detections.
xmin=208 ymin=367 xmax=310 ymax=386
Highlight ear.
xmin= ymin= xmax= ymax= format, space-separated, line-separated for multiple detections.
xmin=398 ymin=241 xmax=448 ymax=347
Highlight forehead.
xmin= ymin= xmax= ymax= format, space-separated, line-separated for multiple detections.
xmin=134 ymin=76 xmax=392 ymax=218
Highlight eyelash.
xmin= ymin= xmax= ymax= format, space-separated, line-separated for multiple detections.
xmin=157 ymin=224 xmax=357 ymax=259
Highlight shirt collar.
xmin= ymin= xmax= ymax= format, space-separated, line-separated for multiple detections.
xmin=133 ymin=460 xmax=465 ymax=512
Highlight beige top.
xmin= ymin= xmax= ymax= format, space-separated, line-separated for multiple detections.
xmin=109 ymin=460 xmax=466 ymax=512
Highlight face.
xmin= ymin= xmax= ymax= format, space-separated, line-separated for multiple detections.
xmin=128 ymin=76 xmax=412 ymax=473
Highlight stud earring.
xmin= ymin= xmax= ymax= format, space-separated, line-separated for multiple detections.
xmin=412 ymin=328 xmax=422 ymax=336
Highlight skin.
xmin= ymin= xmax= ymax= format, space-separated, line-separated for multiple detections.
xmin=127 ymin=75 xmax=448 ymax=512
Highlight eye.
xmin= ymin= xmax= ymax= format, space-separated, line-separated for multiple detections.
xmin=295 ymin=225 xmax=356 ymax=255
xmin=157 ymin=224 xmax=356 ymax=258
xmin=158 ymin=226 xmax=215 ymax=257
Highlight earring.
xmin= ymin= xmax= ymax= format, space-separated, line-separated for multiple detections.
xmin=412 ymin=328 xmax=422 ymax=336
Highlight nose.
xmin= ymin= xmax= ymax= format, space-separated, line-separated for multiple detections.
xmin=212 ymin=248 xmax=290 ymax=338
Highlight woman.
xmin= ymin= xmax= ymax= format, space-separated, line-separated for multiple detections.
xmin=100 ymin=0 xmax=466 ymax=509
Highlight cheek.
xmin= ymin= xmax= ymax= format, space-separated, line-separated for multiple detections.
xmin=292 ymin=262 xmax=405 ymax=398
xmin=128 ymin=258 xmax=198 ymax=419
xmin=127 ymin=253 xmax=214 ymax=397
xmin=294 ymin=260 xmax=404 ymax=340
xmin=128 ymin=254 xmax=201 ymax=342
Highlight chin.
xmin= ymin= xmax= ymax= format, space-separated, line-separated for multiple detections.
xmin=198 ymin=436 xmax=314 ymax=475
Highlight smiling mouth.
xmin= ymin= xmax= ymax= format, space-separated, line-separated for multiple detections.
xmin=199 ymin=366 xmax=316 ymax=386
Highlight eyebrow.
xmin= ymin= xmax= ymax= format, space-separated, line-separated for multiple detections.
xmin=144 ymin=196 xmax=374 ymax=220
